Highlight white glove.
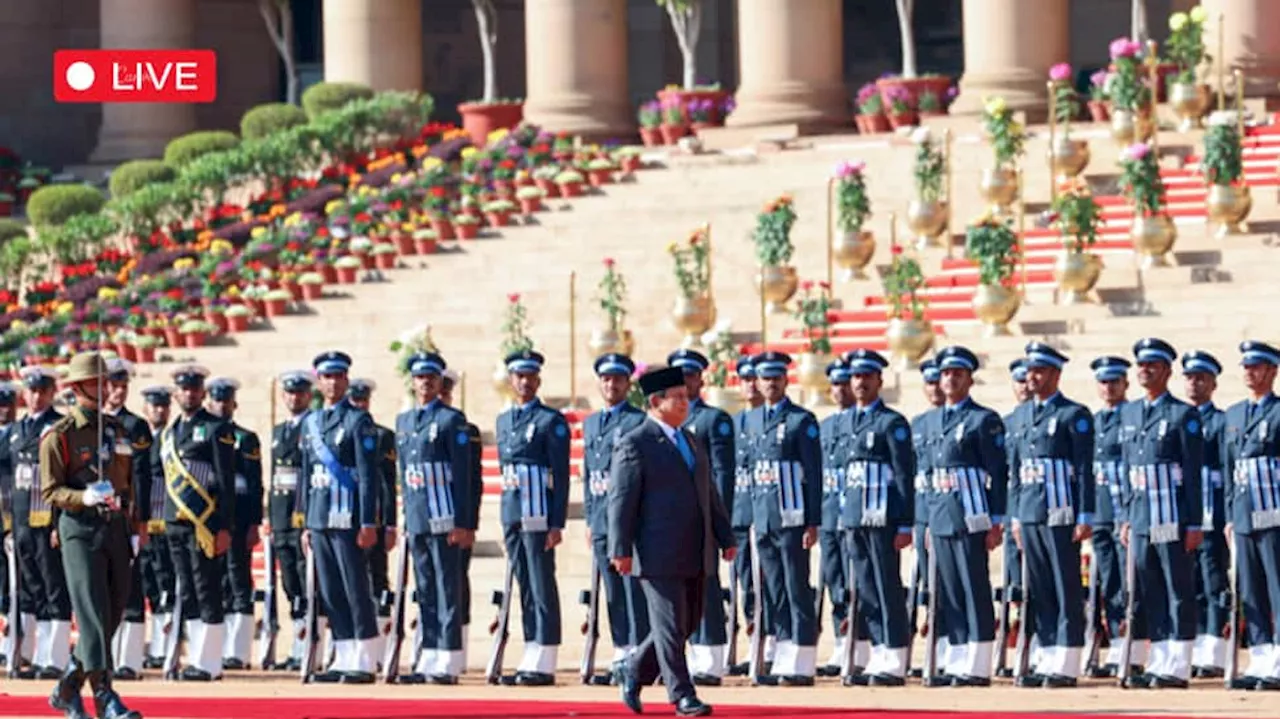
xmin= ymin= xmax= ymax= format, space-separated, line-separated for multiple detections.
xmin=82 ymin=481 xmax=113 ymax=507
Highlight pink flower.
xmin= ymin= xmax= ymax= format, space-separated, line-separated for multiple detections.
xmin=800 ymin=280 xmax=814 ymax=292
xmin=1109 ymin=37 xmax=1139 ymax=59
xmin=507 ymin=293 xmax=521 ymax=303
xmin=1124 ymin=142 xmax=1150 ymax=161
xmin=602 ymin=257 xmax=615 ymax=268
xmin=818 ymin=281 xmax=831 ymax=291
xmin=631 ymin=361 xmax=648 ymax=378
xmin=1049 ymin=63 xmax=1073 ymax=82
xmin=834 ymin=159 xmax=866 ymax=180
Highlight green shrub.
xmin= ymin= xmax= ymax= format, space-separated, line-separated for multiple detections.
xmin=302 ymin=82 xmax=375 ymax=119
xmin=163 ymin=130 xmax=240 ymax=168
xmin=24 ymin=184 xmax=106 ymax=227
xmin=108 ymin=159 xmax=176 ymax=198
xmin=0 ymin=218 xmax=27 ymax=243
xmin=240 ymin=102 xmax=308 ymax=140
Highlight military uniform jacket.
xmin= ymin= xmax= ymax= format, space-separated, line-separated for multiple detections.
xmin=11 ymin=407 xmax=64 ymax=528
xmin=495 ymin=399 xmax=570 ymax=532
xmin=1198 ymin=403 xmax=1227 ymax=532
xmin=1006 ymin=393 xmax=1095 ymax=527
xmin=910 ymin=412 xmax=932 ymax=528
xmin=1092 ymin=404 xmax=1127 ymax=527
xmin=841 ymin=400 xmax=915 ymax=531
xmin=0 ymin=422 xmax=11 ymax=532
xmin=683 ymin=398 xmax=736 ymax=509
xmin=1221 ymin=394 xmax=1280 ymax=535
xmin=746 ymin=398 xmax=822 ymax=533
xmin=375 ymin=425 xmax=397 ymax=529
xmin=920 ymin=398 xmax=1008 ymax=537
xmin=270 ymin=413 xmax=307 ymax=531
xmin=731 ymin=408 xmax=756 ymax=530
xmin=463 ymin=419 xmax=483 ymax=531
xmin=394 ymin=400 xmax=474 ymax=536
xmin=229 ymin=422 xmax=263 ymax=532
xmin=109 ymin=408 xmax=153 ymax=525
xmin=145 ymin=423 xmax=167 ymax=532
xmin=1117 ymin=393 xmax=1204 ymax=543
xmin=582 ymin=403 xmax=646 ymax=537
xmin=819 ymin=410 xmax=850 ymax=532
xmin=160 ymin=408 xmax=237 ymax=534
xmin=299 ymin=399 xmax=379 ymax=531
xmin=39 ymin=406 xmax=133 ymax=521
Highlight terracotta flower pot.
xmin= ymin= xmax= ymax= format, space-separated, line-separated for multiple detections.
xmin=301 ymin=283 xmax=324 ymax=301
xmin=115 ymin=342 xmax=136 ymax=362
xmin=559 ymin=181 xmax=583 ymax=198
xmin=204 ymin=310 xmax=228 ymax=334
xmin=227 ymin=314 xmax=250 ymax=332
xmin=457 ymin=100 xmax=524 ymax=149
xmin=493 ymin=179 xmax=515 ymax=196
xmin=320 ymin=264 xmax=338 ymax=284
xmin=519 ymin=198 xmax=542 ymax=214
xmin=455 ymin=224 xmax=479 ymax=240
xmin=375 ymin=252 xmax=397 ymax=269
xmin=659 ymin=124 xmax=688 ymax=145
xmin=356 ymin=252 xmax=374 ymax=270
xmin=429 ymin=218 xmax=456 ymax=241
xmin=395 ymin=234 xmax=416 ymax=256
xmin=588 ymin=170 xmax=613 ymax=187
xmin=415 ymin=237 xmax=439 ymax=254
xmin=876 ymin=76 xmax=953 ymax=109
xmin=535 ymin=178 xmax=560 ymax=198
xmin=856 ymin=114 xmax=891 ymax=134
xmin=619 ymin=155 xmax=641 ymax=174
xmin=163 ymin=327 xmax=181 ymax=348
xmin=1087 ymin=101 xmax=1111 ymax=122
xmin=282 ymin=280 xmax=302 ymax=301
xmin=485 ymin=211 xmax=511 ymax=228
xmin=336 ymin=266 xmax=359 ymax=284
xmin=639 ymin=127 xmax=662 ymax=147
xmin=135 ymin=346 xmax=155 ymax=364
xmin=887 ymin=112 xmax=918 ymax=130
xmin=656 ymin=88 xmax=730 ymax=124
xmin=263 ymin=298 xmax=286 ymax=317
xmin=183 ymin=332 xmax=207 ymax=348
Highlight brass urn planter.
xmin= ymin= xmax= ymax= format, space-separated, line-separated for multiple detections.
xmin=796 ymin=352 xmax=832 ymax=408
xmin=587 ymin=327 xmax=635 ymax=357
xmin=885 ymin=317 xmax=935 ymax=371
xmin=1205 ymin=184 xmax=1251 ymax=238
xmin=1168 ymin=82 xmax=1210 ymax=132
xmin=671 ymin=294 xmax=716 ymax=348
xmin=1130 ymin=213 xmax=1177 ymax=268
xmin=702 ymin=386 xmax=742 ymax=415
xmin=1049 ymin=135 xmax=1091 ymax=180
xmin=1053 ymin=251 xmax=1103 ymax=305
xmin=979 ymin=167 xmax=1018 ymax=215
xmin=1109 ymin=108 xmax=1154 ymax=146
xmin=757 ymin=264 xmax=799 ymax=314
xmin=833 ymin=229 xmax=876 ymax=281
xmin=906 ymin=198 xmax=949 ymax=250
xmin=971 ymin=283 xmax=1021 ymax=336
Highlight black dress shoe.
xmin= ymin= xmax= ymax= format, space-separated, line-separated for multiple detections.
xmin=222 ymin=658 xmax=246 ymax=671
xmin=49 ymin=658 xmax=92 ymax=719
xmin=1255 ymin=678 xmax=1280 ymax=691
xmin=869 ymin=673 xmax=906 ymax=687
xmin=112 ymin=667 xmax=140 ymax=681
xmin=778 ymin=674 xmax=814 ymax=687
xmin=996 ymin=667 xmax=1014 ymax=679
xmin=340 ymin=671 xmax=375 ymax=684
xmin=951 ymin=675 xmax=991 ymax=687
xmin=1016 ymin=673 xmax=1045 ymax=688
xmin=675 ymin=696 xmax=712 ymax=717
xmin=180 ymin=666 xmax=215 ymax=682
xmin=727 ymin=662 xmax=749 ymax=676
xmin=588 ymin=672 xmax=613 ymax=686
xmin=37 ymin=665 xmax=63 ymax=680
xmin=816 ymin=664 xmax=841 ymax=677
xmin=1121 ymin=672 xmax=1152 ymax=689
xmin=309 ymin=669 xmax=343 ymax=684
xmin=428 ymin=674 xmax=458 ymax=685
xmin=613 ymin=663 xmax=642 ymax=715
xmin=843 ymin=673 xmax=871 ymax=687
xmin=923 ymin=674 xmax=953 ymax=687
xmin=1042 ymin=674 xmax=1077 ymax=688
xmin=281 ymin=658 xmax=302 ymax=672
xmin=1150 ymin=674 xmax=1189 ymax=689
xmin=692 ymin=673 xmax=722 ymax=686
xmin=395 ymin=673 xmax=427 ymax=684
xmin=1229 ymin=676 xmax=1258 ymax=690
xmin=514 ymin=671 xmax=555 ymax=686
xmin=142 ymin=657 xmax=164 ymax=670
xmin=89 ymin=671 xmax=143 ymax=719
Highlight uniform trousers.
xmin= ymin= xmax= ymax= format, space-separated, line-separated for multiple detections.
xmin=1130 ymin=532 xmax=1196 ymax=679
xmin=629 ymin=575 xmax=704 ymax=704
xmin=1003 ymin=525 xmax=1022 ymax=595
xmin=367 ymin=538 xmax=391 ymax=615
xmin=731 ymin=527 xmax=755 ymax=629
xmin=847 ymin=527 xmax=910 ymax=661
xmin=271 ymin=528 xmax=308 ymax=619
xmin=311 ymin=528 xmax=377 ymax=642
xmin=1234 ymin=528 xmax=1280 ymax=677
xmin=142 ymin=533 xmax=174 ymax=614
xmin=933 ymin=532 xmax=996 ymax=676
xmin=1091 ymin=526 xmax=1127 ymax=648
xmin=221 ymin=530 xmax=255 ymax=615
xmin=1021 ymin=524 xmax=1084 ymax=676
xmin=757 ymin=526 xmax=816 ymax=675
xmin=410 ymin=533 xmax=463 ymax=651
xmin=1193 ymin=529 xmax=1230 ymax=667
xmin=590 ymin=531 xmax=649 ymax=653
xmin=459 ymin=546 xmax=472 ymax=628
xmin=59 ymin=512 xmax=131 ymax=673
xmin=0 ymin=534 xmax=9 ymax=614
xmin=913 ymin=523 xmax=944 ymax=641
xmin=16 ymin=525 xmax=70 ymax=620
xmin=166 ymin=523 xmax=225 ymax=624
xmin=122 ymin=550 xmax=146 ymax=623
xmin=818 ymin=529 xmax=850 ymax=638
xmin=502 ymin=524 xmax=561 ymax=647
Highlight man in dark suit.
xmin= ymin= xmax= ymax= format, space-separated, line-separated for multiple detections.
xmin=609 ymin=367 xmax=734 ymax=718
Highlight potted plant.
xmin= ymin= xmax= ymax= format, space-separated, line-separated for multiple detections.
xmin=533 ymin=166 xmax=561 ymax=197
xmin=884 ymin=85 xmax=917 ymax=129
xmin=556 ymin=169 xmax=585 ymax=198
xmin=298 ymin=271 xmax=325 ymax=301
xmin=692 ymin=323 xmax=738 ymax=412
xmin=585 ymin=158 xmax=616 ymax=187
xmin=263 ymin=288 xmax=293 ymax=317
xmin=493 ymin=292 xmax=535 ymax=400
xmin=1166 ymin=7 xmax=1211 ymax=131
xmin=179 ymin=319 xmax=216 ymax=348
xmin=1202 ymin=121 xmax=1251 ymax=238
xmin=963 ymin=211 xmax=1021 ymax=335
xmin=1048 ymin=179 xmax=1105 ymax=304
xmin=348 ymin=235 xmax=374 ymax=270
xmin=668 ymin=226 xmax=715 ymax=347
xmin=875 ymin=0 xmax=954 ymax=106
xmin=224 ymin=303 xmax=253 ymax=332
xmin=457 ymin=0 xmax=523 ymax=148
xmin=1087 ymin=70 xmax=1111 ymax=122
xmin=428 ymin=211 xmax=456 ymax=241
xmin=482 ymin=199 xmax=515 ymax=227
xmin=638 ymin=101 xmax=662 ymax=147
xmin=687 ymin=99 xmax=717 ymax=130
xmin=979 ymin=97 xmax=1025 ymax=214
xmin=1049 ymin=63 xmax=1091 ymax=181
xmin=0 ymin=192 xmax=13 ymax=217
xmin=653 ymin=1 xmax=730 ymax=112
xmin=853 ymin=83 xmax=890 ymax=135
xmin=882 ymin=248 xmax=933 ymax=368
xmin=613 ymin=147 xmax=643 ymax=174
xmin=660 ymin=100 xmax=688 ymax=145
xmin=1107 ymin=37 xmax=1154 ymax=145
xmin=453 ymin=215 xmax=480 ymax=240
xmin=588 ymin=257 xmax=634 ymax=357
xmin=372 ymin=241 xmax=398 ymax=269
xmin=202 ymin=300 xmax=229 ymax=334
xmin=752 ymin=194 xmax=799 ymax=314
xmin=832 ymin=159 xmax=875 ymax=281
xmin=791 ymin=280 xmax=834 ymax=407
xmin=1118 ymin=141 xmax=1176 ymax=267
xmin=515 ymin=186 xmax=544 ymax=214
xmin=130 ymin=333 xmax=159 ymax=364
xmin=906 ymin=129 xmax=949 ymax=249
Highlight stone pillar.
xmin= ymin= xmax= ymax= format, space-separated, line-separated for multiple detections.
xmin=949 ymin=0 xmax=1070 ymax=119
xmin=322 ymin=0 xmax=423 ymax=92
xmin=524 ymin=0 xmax=632 ymax=137
xmin=1200 ymin=0 xmax=1280 ymax=98
xmin=90 ymin=0 xmax=198 ymax=163
xmin=725 ymin=0 xmax=846 ymax=130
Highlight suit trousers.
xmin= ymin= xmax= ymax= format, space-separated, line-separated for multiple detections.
xmin=848 ymin=527 xmax=909 ymax=649
xmin=1235 ymin=528 xmax=1280 ymax=648
xmin=502 ymin=524 xmax=561 ymax=646
xmin=59 ymin=513 xmax=131 ymax=673
xmin=1022 ymin=524 xmax=1084 ymax=649
xmin=934 ymin=532 xmax=996 ymax=646
xmin=367 ymin=538 xmax=391 ymax=617
xmin=272 ymin=529 xmax=308 ymax=619
xmin=731 ymin=527 xmax=756 ymax=629
xmin=312 ymin=529 xmax=377 ymax=642
xmin=410 ymin=532 xmax=463 ymax=651
xmin=819 ymin=529 xmax=850 ymax=637
xmin=591 ymin=532 xmax=649 ymax=649
xmin=221 ymin=529 xmax=255 ymax=615
xmin=631 ymin=575 xmax=703 ymax=704
xmin=166 ymin=523 xmax=225 ymax=624
xmin=1091 ymin=525 xmax=1126 ymax=640
xmin=757 ymin=526 xmax=816 ymax=646
xmin=16 ymin=525 xmax=70 ymax=620
xmin=1129 ymin=533 xmax=1195 ymax=642
xmin=1194 ymin=530 xmax=1230 ymax=640
xmin=142 ymin=533 xmax=174 ymax=614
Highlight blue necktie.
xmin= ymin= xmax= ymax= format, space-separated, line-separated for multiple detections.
xmin=673 ymin=431 xmax=695 ymax=470
xmin=1248 ymin=402 xmax=1257 ymax=424
xmin=943 ymin=407 xmax=953 ymax=425
xmin=766 ymin=407 xmax=775 ymax=424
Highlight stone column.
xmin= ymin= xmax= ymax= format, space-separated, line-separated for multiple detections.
xmin=524 ymin=0 xmax=631 ymax=137
xmin=725 ymin=0 xmax=846 ymax=130
xmin=1200 ymin=0 xmax=1280 ymax=98
xmin=949 ymin=0 xmax=1070 ymax=119
xmin=322 ymin=0 xmax=422 ymax=91
xmin=90 ymin=0 xmax=198 ymax=163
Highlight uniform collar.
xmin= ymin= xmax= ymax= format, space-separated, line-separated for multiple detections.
xmin=855 ymin=398 xmax=883 ymax=414
xmin=1197 ymin=401 xmax=1216 ymax=414
xmin=688 ymin=397 xmax=703 ymax=411
xmin=943 ymin=397 xmax=971 ymax=412
xmin=1034 ymin=392 xmax=1061 ymax=410
xmin=1145 ymin=391 xmax=1171 ymax=409
xmin=518 ymin=398 xmax=539 ymax=412
xmin=765 ymin=397 xmax=791 ymax=412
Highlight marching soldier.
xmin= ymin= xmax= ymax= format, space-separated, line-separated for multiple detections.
xmin=347 ymin=378 xmax=398 ymax=664
xmin=667 ymin=349 xmax=735 ymax=683
xmin=1088 ymin=356 xmax=1136 ymax=677
xmin=441 ymin=368 xmax=482 ymax=669
xmin=1222 ymin=340 xmax=1280 ymax=690
xmin=910 ymin=358 xmax=944 ymax=676
xmin=920 ymin=346 xmax=1006 ymax=687
xmin=298 ymin=351 xmax=381 ymax=684
xmin=1000 ymin=358 xmax=1030 ymax=664
xmin=0 ymin=381 xmax=16 ymax=669
xmin=729 ymin=357 xmax=765 ymax=675
xmin=13 ymin=365 xmax=69 ymax=679
xmin=582 ymin=354 xmax=648 ymax=674
xmin=1180 ymin=351 xmax=1230 ymax=679
xmin=161 ymin=364 xmax=237 ymax=681
xmin=747 ymin=351 xmax=821 ymax=684
xmin=395 ymin=352 xmax=476 ymax=684
xmin=267 ymin=370 xmax=314 ymax=671
xmin=102 ymin=359 xmax=153 ymax=681
xmin=840 ymin=349 xmax=915 ymax=686
xmin=41 ymin=352 xmax=142 ymax=719
xmin=205 ymin=377 xmax=262 ymax=670
xmin=495 ymin=349 xmax=570 ymax=685
xmin=1007 ymin=343 xmax=1094 ymax=688
xmin=138 ymin=386 xmax=176 ymax=670
xmin=818 ymin=358 xmax=856 ymax=676
xmin=1118 ymin=338 xmax=1203 ymax=688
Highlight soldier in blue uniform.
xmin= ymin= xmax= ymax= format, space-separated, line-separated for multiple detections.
xmin=393 ymin=352 xmax=475 ymax=684
xmin=919 ymin=346 xmax=1006 ymax=687
xmin=1000 ymin=358 xmax=1030 ymax=670
xmin=581 ymin=353 xmax=648 ymax=675
xmin=1180 ymin=351 xmax=1230 ymax=679
xmin=265 ymin=371 xmax=314 ymax=671
xmin=746 ymin=351 xmax=821 ymax=684
xmin=1088 ymin=356 xmax=1136 ymax=677
xmin=441 ymin=368 xmax=482 ymax=670
xmin=667 ymin=348 xmax=736 ymax=683
xmin=346 ymin=379 xmax=398 ymax=665
xmin=840 ymin=349 xmax=915 ymax=686
xmin=1007 ymin=343 xmax=1094 ymax=687
xmin=138 ymin=386 xmax=175 ymax=671
xmin=0 ymin=381 xmax=15 ymax=669
xmin=818 ymin=358 xmax=857 ymax=677
xmin=495 ymin=349 xmax=570 ymax=685
xmin=298 ymin=351 xmax=381 ymax=684
xmin=1221 ymin=341 xmax=1280 ymax=689
xmin=910 ymin=358 xmax=944 ymax=677
xmin=1118 ymin=338 xmax=1203 ymax=688
xmin=729 ymin=357 xmax=765 ymax=675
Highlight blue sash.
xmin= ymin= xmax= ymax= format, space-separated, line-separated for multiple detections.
xmin=305 ymin=413 xmax=356 ymax=529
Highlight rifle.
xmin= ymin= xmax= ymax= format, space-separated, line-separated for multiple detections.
xmin=921 ymin=532 xmax=939 ymax=681
xmin=578 ymin=560 xmax=601 ymax=684
xmin=1011 ymin=541 xmax=1032 ymax=680
xmin=484 ymin=554 xmax=516 ymax=684
xmin=4 ymin=533 xmax=19 ymax=678
xmin=903 ymin=550 xmax=920 ymax=674
xmin=814 ymin=562 xmax=826 ymax=639
xmin=840 ymin=531 xmax=860 ymax=683
xmin=382 ymin=532 xmax=410 ymax=683
xmin=993 ymin=585 xmax=1012 ymax=677
xmin=747 ymin=526 xmax=766 ymax=685
xmin=162 ymin=572 xmax=184 ymax=681
xmin=726 ymin=559 xmax=739 ymax=670
xmin=300 ymin=537 xmax=319 ymax=684
xmin=257 ymin=376 xmax=280 ymax=670
xmin=1116 ymin=526 xmax=1137 ymax=688
xmin=1224 ymin=538 xmax=1239 ymax=688
xmin=1083 ymin=551 xmax=1102 ymax=676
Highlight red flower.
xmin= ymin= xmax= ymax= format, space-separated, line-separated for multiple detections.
xmin=429 ymin=186 xmax=447 ymax=198
xmin=602 ymin=257 xmax=615 ymax=268
xmin=800 ymin=280 xmax=814 ymax=292
xmin=891 ymin=245 xmax=903 ymax=256
xmin=508 ymin=293 xmax=521 ymax=303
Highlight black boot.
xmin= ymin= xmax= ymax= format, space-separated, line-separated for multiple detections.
xmin=89 ymin=670 xmax=143 ymax=719
xmin=47 ymin=658 xmax=92 ymax=719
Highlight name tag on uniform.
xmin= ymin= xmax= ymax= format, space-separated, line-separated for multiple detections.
xmin=193 ymin=426 xmax=207 ymax=442
xmin=1047 ymin=418 xmax=1057 ymax=436
xmin=1158 ymin=420 xmax=1168 ymax=439
xmin=428 ymin=423 xmax=438 ymax=443
xmin=954 ymin=422 xmax=965 ymax=443
xmin=865 ymin=431 xmax=874 ymax=449
xmin=776 ymin=425 xmax=785 ymax=443
xmin=1262 ymin=420 xmax=1269 ymax=439
xmin=526 ymin=423 xmax=536 ymax=441
xmin=405 ymin=465 xmax=425 ymax=490
xmin=234 ymin=474 xmax=248 ymax=493
xmin=14 ymin=463 xmax=34 ymax=490
xmin=273 ymin=468 xmax=298 ymax=490
xmin=335 ymin=427 xmax=345 ymax=445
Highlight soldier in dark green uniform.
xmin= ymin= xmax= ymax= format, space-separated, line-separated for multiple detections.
xmin=347 ymin=378 xmax=398 ymax=664
xmin=138 ymin=386 xmax=175 ymax=669
xmin=41 ymin=351 xmax=141 ymax=719
xmin=266 ymin=370 xmax=314 ymax=671
xmin=441 ymin=368 xmax=481 ymax=670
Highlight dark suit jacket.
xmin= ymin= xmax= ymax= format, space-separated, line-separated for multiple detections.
xmin=607 ymin=417 xmax=733 ymax=579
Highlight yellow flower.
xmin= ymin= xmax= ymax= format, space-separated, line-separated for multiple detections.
xmin=423 ymin=157 xmax=445 ymax=171
xmin=324 ymin=199 xmax=344 ymax=215
xmin=460 ymin=147 xmax=478 ymax=160
xmin=985 ymin=96 xmax=1007 ymax=116
xmin=283 ymin=212 xmax=302 ymax=226
xmin=55 ymin=301 xmax=74 ymax=315
xmin=10 ymin=319 xmax=26 ymax=331
xmin=1169 ymin=12 xmax=1188 ymax=31
xmin=487 ymin=128 xmax=509 ymax=145
xmin=97 ymin=287 xmax=119 ymax=301
xmin=1009 ymin=121 xmax=1024 ymax=136
xmin=250 ymin=226 xmax=267 ymax=239
xmin=666 ymin=241 xmax=679 ymax=254
xmin=211 ymin=239 xmax=234 ymax=256
xmin=173 ymin=258 xmax=195 ymax=270
xmin=1189 ymin=5 xmax=1207 ymax=23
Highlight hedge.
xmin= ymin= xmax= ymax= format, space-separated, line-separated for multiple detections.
xmin=25 ymin=184 xmax=106 ymax=227
xmin=240 ymin=102 xmax=308 ymax=140
xmin=302 ymin=82 xmax=375 ymax=119
xmin=0 ymin=219 xmax=27 ymax=243
xmin=163 ymin=130 xmax=241 ymax=168
xmin=108 ymin=159 xmax=176 ymax=198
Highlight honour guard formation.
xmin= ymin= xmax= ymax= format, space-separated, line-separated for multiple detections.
xmin=9 ymin=336 xmax=1280 ymax=716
